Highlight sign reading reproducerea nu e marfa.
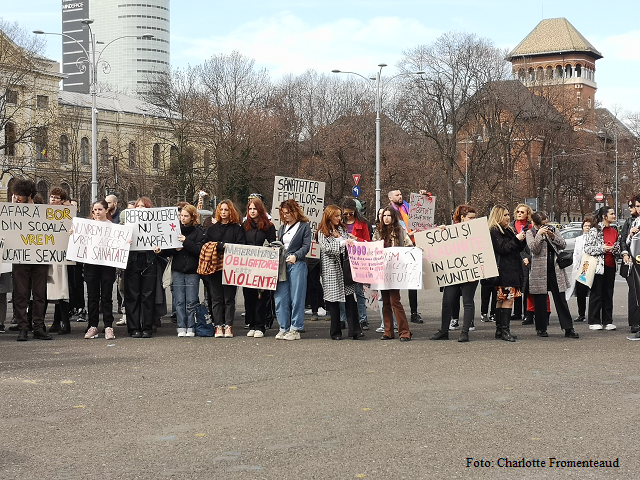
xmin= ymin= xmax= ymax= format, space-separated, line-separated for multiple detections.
xmin=0 ymin=203 xmax=76 ymax=264
xmin=222 ymin=244 xmax=280 ymax=291
xmin=414 ymin=217 xmax=498 ymax=289
xmin=347 ymin=241 xmax=385 ymax=284
xmin=124 ymin=207 xmax=182 ymax=251
xmin=66 ymin=218 xmax=134 ymax=268
xmin=408 ymin=193 xmax=436 ymax=232
xmin=271 ymin=176 xmax=325 ymax=232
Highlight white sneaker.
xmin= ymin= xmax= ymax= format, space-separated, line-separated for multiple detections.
xmin=375 ymin=327 xmax=384 ymax=333
xmin=253 ymin=330 xmax=264 ymax=338
xmin=247 ymin=330 xmax=255 ymax=337
xmin=449 ymin=319 xmax=460 ymax=330
xmin=304 ymin=309 xmax=313 ymax=315
xmin=589 ymin=324 xmax=603 ymax=330
xmin=604 ymin=324 xmax=617 ymax=331
xmin=185 ymin=329 xmax=195 ymax=337
xmin=275 ymin=331 xmax=286 ymax=339
xmin=105 ymin=327 xmax=115 ymax=340
xmin=469 ymin=320 xmax=476 ymax=331
xmin=177 ymin=328 xmax=187 ymax=337
xmin=84 ymin=326 xmax=99 ymax=339
xmin=116 ymin=316 xmax=127 ymax=326
xmin=317 ymin=307 xmax=327 ymax=316
xmin=284 ymin=330 xmax=300 ymax=341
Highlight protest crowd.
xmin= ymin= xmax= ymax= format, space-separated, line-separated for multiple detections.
xmin=3 ymin=177 xmax=640 ymax=344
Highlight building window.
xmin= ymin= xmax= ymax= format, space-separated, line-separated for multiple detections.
xmin=170 ymin=145 xmax=178 ymax=168
xmin=59 ymin=135 xmax=69 ymax=164
xmin=152 ymin=143 xmax=160 ymax=169
xmin=81 ymin=137 xmax=89 ymax=165
xmin=6 ymin=89 xmax=18 ymax=104
xmin=5 ymin=122 xmax=16 ymax=156
xmin=36 ymin=180 xmax=49 ymax=201
xmin=34 ymin=127 xmax=48 ymax=161
xmin=37 ymin=95 xmax=49 ymax=109
xmin=100 ymin=138 xmax=109 ymax=165
xmin=128 ymin=141 xmax=136 ymax=168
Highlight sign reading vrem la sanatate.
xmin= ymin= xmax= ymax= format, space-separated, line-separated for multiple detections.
xmin=0 ymin=203 xmax=76 ymax=264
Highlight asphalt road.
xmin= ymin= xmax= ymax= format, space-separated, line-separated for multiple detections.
xmin=1 ymin=279 xmax=638 ymax=479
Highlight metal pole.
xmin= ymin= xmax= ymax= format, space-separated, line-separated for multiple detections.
xmin=551 ymin=152 xmax=554 ymax=222
xmin=465 ymin=137 xmax=468 ymax=203
xmin=375 ymin=69 xmax=382 ymax=214
xmin=90 ymin=30 xmax=98 ymax=204
xmin=615 ymin=130 xmax=619 ymax=220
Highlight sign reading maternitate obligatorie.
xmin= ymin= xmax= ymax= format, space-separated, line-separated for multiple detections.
xmin=0 ymin=203 xmax=76 ymax=264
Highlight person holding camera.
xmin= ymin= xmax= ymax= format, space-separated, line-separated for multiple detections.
xmin=525 ymin=212 xmax=579 ymax=339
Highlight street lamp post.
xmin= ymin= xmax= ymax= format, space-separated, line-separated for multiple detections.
xmin=332 ymin=65 xmax=424 ymax=213
xmin=35 ymin=21 xmax=153 ymax=204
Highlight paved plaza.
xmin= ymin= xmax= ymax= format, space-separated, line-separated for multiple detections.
xmin=1 ymin=279 xmax=638 ymax=479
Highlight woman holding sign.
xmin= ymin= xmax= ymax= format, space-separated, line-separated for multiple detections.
xmin=372 ymin=207 xmax=413 ymax=341
xmin=317 ymin=205 xmax=362 ymax=340
xmin=488 ymin=205 xmax=526 ymax=342
xmin=204 ymin=200 xmax=246 ymax=338
xmin=83 ymin=201 xmax=118 ymax=340
xmin=243 ymin=198 xmax=276 ymax=338
xmin=430 ymin=205 xmax=479 ymax=342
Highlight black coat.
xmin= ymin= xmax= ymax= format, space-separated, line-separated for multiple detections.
xmin=161 ymin=224 xmax=206 ymax=274
xmin=244 ymin=222 xmax=276 ymax=247
xmin=206 ymin=221 xmax=246 ymax=253
xmin=490 ymin=226 xmax=526 ymax=288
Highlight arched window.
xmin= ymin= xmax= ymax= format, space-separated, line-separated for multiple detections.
xmin=204 ymin=149 xmax=212 ymax=173
xmin=5 ymin=122 xmax=16 ymax=156
xmin=79 ymin=184 xmax=90 ymax=217
xmin=61 ymin=182 xmax=71 ymax=198
xmin=546 ymin=66 xmax=553 ymax=79
xmin=565 ymin=64 xmax=573 ymax=78
xmin=59 ymin=135 xmax=69 ymax=164
xmin=152 ymin=143 xmax=160 ymax=169
xmin=34 ymin=127 xmax=48 ymax=161
xmin=100 ymin=138 xmax=109 ymax=165
xmin=575 ymin=64 xmax=582 ymax=78
xmin=170 ymin=145 xmax=178 ymax=168
xmin=528 ymin=68 xmax=535 ymax=82
xmin=536 ymin=67 xmax=543 ymax=80
xmin=81 ymin=137 xmax=89 ymax=165
xmin=128 ymin=141 xmax=136 ymax=168
xmin=36 ymin=180 xmax=48 ymax=200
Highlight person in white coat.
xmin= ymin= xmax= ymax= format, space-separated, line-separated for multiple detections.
xmin=566 ymin=218 xmax=593 ymax=322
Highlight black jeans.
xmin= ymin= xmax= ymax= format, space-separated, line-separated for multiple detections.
xmin=480 ymin=284 xmax=497 ymax=316
xmin=588 ymin=265 xmax=616 ymax=326
xmin=441 ymin=282 xmax=478 ymax=331
xmin=204 ymin=271 xmax=237 ymax=327
xmin=306 ymin=260 xmax=324 ymax=313
xmin=326 ymin=294 xmax=361 ymax=338
xmin=408 ymin=290 xmax=418 ymax=315
xmin=124 ymin=256 xmax=157 ymax=334
xmin=243 ymin=287 xmax=269 ymax=333
xmin=85 ymin=264 xmax=116 ymax=328
xmin=13 ymin=264 xmax=48 ymax=332
xmin=626 ymin=272 xmax=640 ymax=326
xmin=575 ymin=282 xmax=589 ymax=318
xmin=68 ymin=262 xmax=85 ymax=310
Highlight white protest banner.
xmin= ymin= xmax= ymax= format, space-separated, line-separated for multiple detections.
xmin=363 ymin=285 xmax=380 ymax=311
xmin=370 ymin=247 xmax=423 ymax=290
xmin=222 ymin=243 xmax=280 ymax=291
xmin=124 ymin=206 xmax=182 ymax=251
xmin=414 ymin=217 xmax=498 ymax=289
xmin=347 ymin=240 xmax=385 ymax=284
xmin=271 ymin=176 xmax=325 ymax=232
xmin=66 ymin=218 xmax=134 ymax=268
xmin=306 ymin=240 xmax=320 ymax=260
xmin=0 ymin=203 xmax=76 ymax=264
xmin=408 ymin=193 xmax=436 ymax=232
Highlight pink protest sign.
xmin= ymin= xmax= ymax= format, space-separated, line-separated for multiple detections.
xmin=347 ymin=240 xmax=385 ymax=284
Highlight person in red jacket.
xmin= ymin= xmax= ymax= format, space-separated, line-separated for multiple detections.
xmin=342 ymin=199 xmax=371 ymax=330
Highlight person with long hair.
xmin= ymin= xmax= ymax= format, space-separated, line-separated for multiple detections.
xmin=568 ymin=217 xmax=593 ymax=323
xmin=487 ymin=204 xmax=526 ymax=342
xmin=243 ymin=198 xmax=276 ymax=338
xmin=431 ymin=205 xmax=479 ymax=342
xmin=317 ymin=205 xmax=362 ymax=340
xmin=124 ymin=197 xmax=158 ymax=338
xmin=274 ymin=199 xmax=311 ymax=340
xmin=83 ymin=201 xmax=118 ymax=340
xmin=204 ymin=200 xmax=246 ymax=338
xmin=525 ymin=211 xmax=579 ymax=339
xmin=511 ymin=203 xmax=534 ymax=324
xmin=584 ymin=205 xmax=619 ymax=331
xmin=372 ymin=206 xmax=413 ymax=341
xmin=154 ymin=204 xmax=205 ymax=337
xmin=341 ymin=198 xmax=371 ymax=331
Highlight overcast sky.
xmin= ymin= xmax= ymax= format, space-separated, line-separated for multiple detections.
xmin=3 ymin=0 xmax=640 ymax=113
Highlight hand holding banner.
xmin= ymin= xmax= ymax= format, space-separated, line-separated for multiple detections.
xmin=408 ymin=193 xmax=436 ymax=232
xmin=222 ymin=243 xmax=280 ymax=291
xmin=66 ymin=218 xmax=133 ymax=268
xmin=125 ymin=207 xmax=182 ymax=251
xmin=370 ymin=247 xmax=423 ymax=290
xmin=347 ymin=240 xmax=385 ymax=284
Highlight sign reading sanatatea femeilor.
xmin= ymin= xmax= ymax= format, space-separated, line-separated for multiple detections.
xmin=66 ymin=218 xmax=134 ymax=268
xmin=222 ymin=243 xmax=280 ymax=291
xmin=0 ymin=203 xmax=76 ymax=264
xmin=124 ymin=207 xmax=182 ymax=251
xmin=271 ymin=176 xmax=325 ymax=233
xmin=414 ymin=217 xmax=498 ymax=289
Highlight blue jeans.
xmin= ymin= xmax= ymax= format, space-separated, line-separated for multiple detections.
xmin=275 ymin=261 xmax=307 ymax=332
xmin=355 ymin=283 xmax=368 ymax=324
xmin=172 ymin=271 xmax=200 ymax=330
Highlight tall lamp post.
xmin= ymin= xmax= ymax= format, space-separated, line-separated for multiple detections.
xmin=35 ymin=21 xmax=153 ymax=204
xmin=331 ymin=64 xmax=424 ymax=213
xmin=549 ymin=149 xmax=565 ymax=222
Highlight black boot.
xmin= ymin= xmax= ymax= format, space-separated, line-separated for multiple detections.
xmin=495 ymin=308 xmax=503 ymax=339
xmin=430 ymin=329 xmax=449 ymax=340
xmin=500 ymin=308 xmax=516 ymax=342
xmin=58 ymin=318 xmax=71 ymax=335
xmin=522 ymin=312 xmax=534 ymax=325
xmin=458 ymin=327 xmax=469 ymax=342
xmin=49 ymin=320 xmax=61 ymax=333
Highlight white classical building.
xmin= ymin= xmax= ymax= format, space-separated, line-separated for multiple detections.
xmin=61 ymin=0 xmax=170 ymax=96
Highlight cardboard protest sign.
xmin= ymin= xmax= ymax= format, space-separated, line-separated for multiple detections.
xmin=408 ymin=193 xmax=436 ymax=232
xmin=271 ymin=176 xmax=325 ymax=232
xmin=124 ymin=207 xmax=182 ymax=251
xmin=414 ymin=217 xmax=498 ymax=289
xmin=222 ymin=243 xmax=280 ymax=291
xmin=370 ymin=247 xmax=423 ymax=290
xmin=347 ymin=240 xmax=385 ymax=284
xmin=66 ymin=218 xmax=133 ymax=268
xmin=0 ymin=203 xmax=76 ymax=264
xmin=306 ymin=240 xmax=320 ymax=260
